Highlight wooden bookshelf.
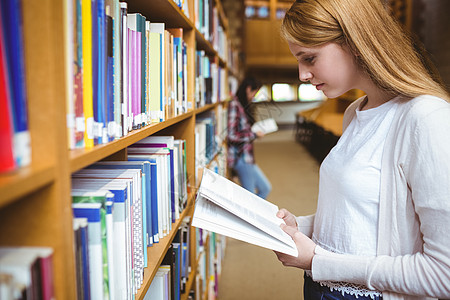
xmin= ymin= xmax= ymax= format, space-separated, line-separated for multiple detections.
xmin=135 ymin=193 xmax=196 ymax=298
xmin=0 ymin=0 xmax=232 ymax=299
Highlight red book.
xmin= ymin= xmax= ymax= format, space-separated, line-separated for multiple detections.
xmin=0 ymin=17 xmax=16 ymax=173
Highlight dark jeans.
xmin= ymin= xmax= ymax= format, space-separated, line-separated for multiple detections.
xmin=304 ymin=274 xmax=383 ymax=300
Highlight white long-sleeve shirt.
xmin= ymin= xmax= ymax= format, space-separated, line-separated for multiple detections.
xmin=296 ymin=95 xmax=450 ymax=300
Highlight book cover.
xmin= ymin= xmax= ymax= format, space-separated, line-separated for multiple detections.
xmin=149 ymin=23 xmax=165 ymax=123
xmin=0 ymin=21 xmax=15 ymax=173
xmin=138 ymin=14 xmax=147 ymax=127
xmin=65 ymin=0 xmax=75 ymax=150
xmin=127 ymin=14 xmax=144 ymax=130
xmin=71 ymin=178 xmax=129 ymax=299
xmin=82 ymin=0 xmax=94 ymax=147
xmin=108 ymin=0 xmax=122 ymax=139
xmin=0 ymin=247 xmax=54 ymax=300
xmin=88 ymin=161 xmax=153 ymax=248
xmin=136 ymin=31 xmax=142 ymax=129
xmin=131 ymin=136 xmax=177 ymax=222
xmin=143 ymin=269 xmax=166 ymax=300
xmin=128 ymin=152 xmax=168 ymax=239
xmin=73 ymin=0 xmax=85 ymax=148
xmin=93 ymin=0 xmax=108 ymax=144
xmin=72 ymin=193 xmax=109 ymax=300
xmin=128 ymin=148 xmax=172 ymax=234
xmin=72 ymin=168 xmax=145 ymax=293
xmin=0 ymin=0 xmax=30 ymax=167
xmin=120 ymin=2 xmax=128 ymax=137
xmin=73 ymin=217 xmax=91 ymax=300
xmin=192 ymin=168 xmax=298 ymax=257
xmin=167 ymin=28 xmax=183 ymax=116
xmin=105 ymin=4 xmax=115 ymax=143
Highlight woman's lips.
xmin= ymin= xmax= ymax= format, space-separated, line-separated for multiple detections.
xmin=315 ymin=83 xmax=324 ymax=90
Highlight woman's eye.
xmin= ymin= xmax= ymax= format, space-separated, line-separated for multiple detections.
xmin=304 ymin=56 xmax=315 ymax=63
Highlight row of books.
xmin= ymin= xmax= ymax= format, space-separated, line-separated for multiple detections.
xmin=194 ymin=51 xmax=229 ymax=108
xmin=66 ymin=0 xmax=223 ymax=150
xmin=66 ymin=0 xmax=188 ymax=148
xmin=193 ymin=229 xmax=226 ymax=300
xmin=71 ymin=135 xmax=188 ymax=300
xmin=173 ymin=0 xmax=228 ymax=59
xmin=194 ymin=108 xmax=228 ymax=183
xmin=0 ymin=0 xmax=31 ymax=173
xmin=144 ymin=217 xmax=191 ymax=300
xmin=145 ymin=174 xmax=227 ymax=300
xmin=0 ymin=247 xmax=54 ymax=300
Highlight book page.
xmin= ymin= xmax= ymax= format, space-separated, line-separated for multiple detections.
xmin=251 ymin=118 xmax=278 ymax=134
xmin=198 ymin=169 xmax=296 ymax=249
xmin=192 ymin=196 xmax=298 ymax=256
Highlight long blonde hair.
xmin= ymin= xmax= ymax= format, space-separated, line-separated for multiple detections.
xmin=281 ymin=0 xmax=449 ymax=101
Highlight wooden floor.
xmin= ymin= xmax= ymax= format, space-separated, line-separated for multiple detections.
xmin=218 ymin=129 xmax=320 ymax=300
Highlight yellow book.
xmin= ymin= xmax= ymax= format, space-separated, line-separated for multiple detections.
xmin=82 ymin=0 xmax=94 ymax=147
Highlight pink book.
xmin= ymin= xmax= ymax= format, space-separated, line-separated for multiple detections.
xmin=39 ymin=251 xmax=55 ymax=300
xmin=127 ymin=28 xmax=133 ymax=132
xmin=136 ymin=31 xmax=141 ymax=127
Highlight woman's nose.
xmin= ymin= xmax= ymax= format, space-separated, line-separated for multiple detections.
xmin=298 ymin=66 xmax=312 ymax=82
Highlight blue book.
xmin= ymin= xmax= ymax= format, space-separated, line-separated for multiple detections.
xmin=91 ymin=0 xmax=99 ymax=145
xmin=97 ymin=0 xmax=107 ymax=144
xmin=72 ymin=190 xmax=114 ymax=300
xmin=71 ymin=179 xmax=129 ymax=300
xmin=74 ymin=217 xmax=91 ymax=300
xmin=0 ymin=0 xmax=30 ymax=167
xmin=172 ymin=243 xmax=181 ymax=300
xmin=149 ymin=159 xmax=159 ymax=243
xmin=72 ymin=201 xmax=104 ymax=300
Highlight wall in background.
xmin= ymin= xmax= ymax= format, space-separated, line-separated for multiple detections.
xmin=414 ymin=0 xmax=450 ymax=92
xmin=254 ymin=101 xmax=322 ymax=125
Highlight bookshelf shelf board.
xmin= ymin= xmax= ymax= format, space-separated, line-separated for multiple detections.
xmin=0 ymin=164 xmax=55 ymax=208
xmin=127 ymin=0 xmax=193 ymax=30
xmin=135 ymin=192 xmax=196 ymax=299
xmin=195 ymin=103 xmax=218 ymax=115
xmin=195 ymin=29 xmax=218 ymax=57
xmin=69 ymin=112 xmax=194 ymax=173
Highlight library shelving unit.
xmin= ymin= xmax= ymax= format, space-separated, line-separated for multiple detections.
xmin=0 ymin=0 xmax=233 ymax=299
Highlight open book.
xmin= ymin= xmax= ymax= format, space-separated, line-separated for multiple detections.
xmin=192 ymin=168 xmax=298 ymax=256
xmin=251 ymin=118 xmax=278 ymax=135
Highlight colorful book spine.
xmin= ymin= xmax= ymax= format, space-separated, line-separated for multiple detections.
xmin=149 ymin=23 xmax=165 ymax=123
xmin=105 ymin=4 xmax=114 ymax=143
xmin=72 ymin=195 xmax=108 ymax=299
xmin=120 ymin=2 xmax=128 ymax=137
xmin=0 ymin=15 xmax=15 ymax=173
xmin=112 ymin=0 xmax=122 ymax=139
xmin=74 ymin=0 xmax=85 ymax=148
xmin=82 ymin=0 xmax=94 ymax=147
xmin=0 ymin=0 xmax=30 ymax=167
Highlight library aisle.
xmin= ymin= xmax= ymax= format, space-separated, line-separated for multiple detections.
xmin=218 ymin=128 xmax=320 ymax=300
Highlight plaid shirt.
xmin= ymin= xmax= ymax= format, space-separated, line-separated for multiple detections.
xmin=227 ymin=97 xmax=257 ymax=168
